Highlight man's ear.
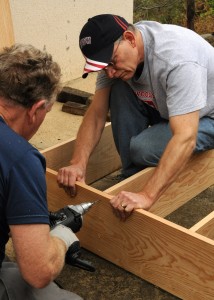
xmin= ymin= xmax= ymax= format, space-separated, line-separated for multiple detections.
xmin=27 ymin=99 xmax=46 ymax=124
xmin=123 ymin=31 xmax=136 ymax=47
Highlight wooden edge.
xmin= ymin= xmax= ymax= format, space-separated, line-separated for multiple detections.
xmin=105 ymin=150 xmax=214 ymax=218
xmin=46 ymin=168 xmax=112 ymax=211
xmin=46 ymin=168 xmax=214 ymax=300
xmin=42 ymin=123 xmax=121 ymax=184
xmin=105 ymin=167 xmax=155 ymax=194
xmin=0 ymin=0 xmax=14 ymax=50
xmin=190 ymin=211 xmax=214 ymax=239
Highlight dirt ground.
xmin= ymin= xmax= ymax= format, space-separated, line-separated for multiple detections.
xmin=7 ymin=74 xmax=214 ymax=300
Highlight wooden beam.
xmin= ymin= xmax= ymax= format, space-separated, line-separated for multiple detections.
xmin=190 ymin=211 xmax=214 ymax=239
xmin=46 ymin=168 xmax=112 ymax=212
xmin=46 ymin=168 xmax=214 ymax=300
xmin=105 ymin=150 xmax=214 ymax=217
xmin=41 ymin=123 xmax=121 ymax=184
xmin=62 ymin=101 xmax=88 ymax=116
xmin=0 ymin=0 xmax=14 ymax=50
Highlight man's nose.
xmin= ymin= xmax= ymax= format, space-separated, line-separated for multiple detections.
xmin=105 ymin=66 xmax=116 ymax=78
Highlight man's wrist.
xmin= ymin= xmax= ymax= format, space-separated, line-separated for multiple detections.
xmin=50 ymin=224 xmax=79 ymax=250
xmin=70 ymin=157 xmax=87 ymax=170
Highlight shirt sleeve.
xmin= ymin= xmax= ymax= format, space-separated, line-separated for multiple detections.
xmin=6 ymin=149 xmax=50 ymax=225
xmin=166 ymin=62 xmax=207 ymax=117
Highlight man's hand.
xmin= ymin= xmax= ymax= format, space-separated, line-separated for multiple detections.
xmin=110 ymin=191 xmax=154 ymax=221
xmin=57 ymin=165 xmax=86 ymax=196
xmin=50 ymin=224 xmax=79 ymax=250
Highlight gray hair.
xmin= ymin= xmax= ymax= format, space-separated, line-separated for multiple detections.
xmin=115 ymin=24 xmax=137 ymax=44
xmin=0 ymin=44 xmax=62 ymax=108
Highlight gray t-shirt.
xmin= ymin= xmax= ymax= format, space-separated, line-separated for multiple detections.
xmin=96 ymin=21 xmax=214 ymax=119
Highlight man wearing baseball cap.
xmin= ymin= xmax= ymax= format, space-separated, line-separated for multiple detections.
xmin=79 ymin=14 xmax=129 ymax=77
xmin=57 ymin=14 xmax=214 ymax=220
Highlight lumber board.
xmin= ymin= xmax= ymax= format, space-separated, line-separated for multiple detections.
xmin=57 ymin=87 xmax=92 ymax=104
xmin=46 ymin=168 xmax=214 ymax=300
xmin=41 ymin=123 xmax=121 ymax=184
xmin=0 ymin=0 xmax=14 ymax=50
xmin=105 ymin=150 xmax=214 ymax=217
xmin=46 ymin=168 xmax=112 ymax=211
xmin=62 ymin=101 xmax=88 ymax=116
xmin=190 ymin=211 xmax=214 ymax=239
xmin=62 ymin=100 xmax=111 ymax=121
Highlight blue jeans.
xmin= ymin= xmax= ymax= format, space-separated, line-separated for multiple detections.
xmin=109 ymin=80 xmax=214 ymax=177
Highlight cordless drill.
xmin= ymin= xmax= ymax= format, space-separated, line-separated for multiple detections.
xmin=49 ymin=201 xmax=97 ymax=272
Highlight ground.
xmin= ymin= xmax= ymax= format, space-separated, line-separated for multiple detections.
xmin=7 ymin=73 xmax=214 ymax=300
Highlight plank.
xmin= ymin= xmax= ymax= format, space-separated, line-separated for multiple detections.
xmin=62 ymin=100 xmax=111 ymax=121
xmin=41 ymin=123 xmax=121 ymax=184
xmin=0 ymin=0 xmax=14 ymax=50
xmin=46 ymin=168 xmax=112 ymax=211
xmin=105 ymin=150 xmax=214 ymax=217
xmin=62 ymin=101 xmax=88 ymax=116
xmin=46 ymin=168 xmax=214 ymax=300
xmin=57 ymin=87 xmax=92 ymax=104
xmin=190 ymin=211 xmax=214 ymax=239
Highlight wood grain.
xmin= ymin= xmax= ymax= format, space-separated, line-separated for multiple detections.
xmin=42 ymin=123 xmax=121 ymax=184
xmin=46 ymin=168 xmax=214 ymax=300
xmin=190 ymin=211 xmax=214 ymax=239
xmin=0 ymin=0 xmax=14 ymax=50
xmin=106 ymin=150 xmax=214 ymax=217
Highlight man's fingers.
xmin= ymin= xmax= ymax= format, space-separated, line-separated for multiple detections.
xmin=64 ymin=186 xmax=76 ymax=197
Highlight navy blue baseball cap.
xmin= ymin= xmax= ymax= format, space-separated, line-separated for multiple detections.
xmin=79 ymin=14 xmax=128 ymax=78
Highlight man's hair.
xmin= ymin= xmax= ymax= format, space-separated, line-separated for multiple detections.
xmin=115 ymin=24 xmax=137 ymax=43
xmin=0 ymin=44 xmax=61 ymax=108
xmin=127 ymin=24 xmax=136 ymax=32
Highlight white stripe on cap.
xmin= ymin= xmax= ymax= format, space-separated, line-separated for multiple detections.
xmin=83 ymin=57 xmax=108 ymax=75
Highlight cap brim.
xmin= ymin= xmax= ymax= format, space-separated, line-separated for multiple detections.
xmin=82 ymin=43 xmax=114 ymax=78
xmin=82 ymin=58 xmax=108 ymax=78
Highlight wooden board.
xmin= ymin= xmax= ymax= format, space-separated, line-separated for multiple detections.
xmin=44 ymin=123 xmax=214 ymax=299
xmin=62 ymin=101 xmax=88 ymax=116
xmin=190 ymin=211 xmax=214 ymax=239
xmin=0 ymin=0 xmax=14 ymax=50
xmin=105 ymin=150 xmax=214 ymax=217
xmin=41 ymin=123 xmax=121 ymax=184
xmin=46 ymin=168 xmax=214 ymax=300
xmin=62 ymin=100 xmax=111 ymax=121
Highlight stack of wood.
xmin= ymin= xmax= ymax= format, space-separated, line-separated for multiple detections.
xmin=57 ymin=87 xmax=93 ymax=115
xmin=58 ymin=86 xmax=110 ymax=121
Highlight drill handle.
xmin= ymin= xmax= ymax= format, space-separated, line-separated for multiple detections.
xmin=66 ymin=241 xmax=95 ymax=272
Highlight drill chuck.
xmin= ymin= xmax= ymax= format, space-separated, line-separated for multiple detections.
xmin=49 ymin=201 xmax=98 ymax=233
xmin=68 ymin=201 xmax=98 ymax=215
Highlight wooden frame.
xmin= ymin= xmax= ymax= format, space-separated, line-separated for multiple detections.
xmin=43 ymin=123 xmax=214 ymax=300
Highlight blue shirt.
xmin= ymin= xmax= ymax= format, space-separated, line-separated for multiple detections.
xmin=0 ymin=117 xmax=49 ymax=265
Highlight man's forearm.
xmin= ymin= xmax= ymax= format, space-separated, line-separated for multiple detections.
xmin=142 ymin=135 xmax=196 ymax=205
xmin=11 ymin=224 xmax=75 ymax=289
xmin=70 ymin=108 xmax=106 ymax=168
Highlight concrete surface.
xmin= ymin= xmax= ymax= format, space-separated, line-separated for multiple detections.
xmin=10 ymin=74 xmax=214 ymax=299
